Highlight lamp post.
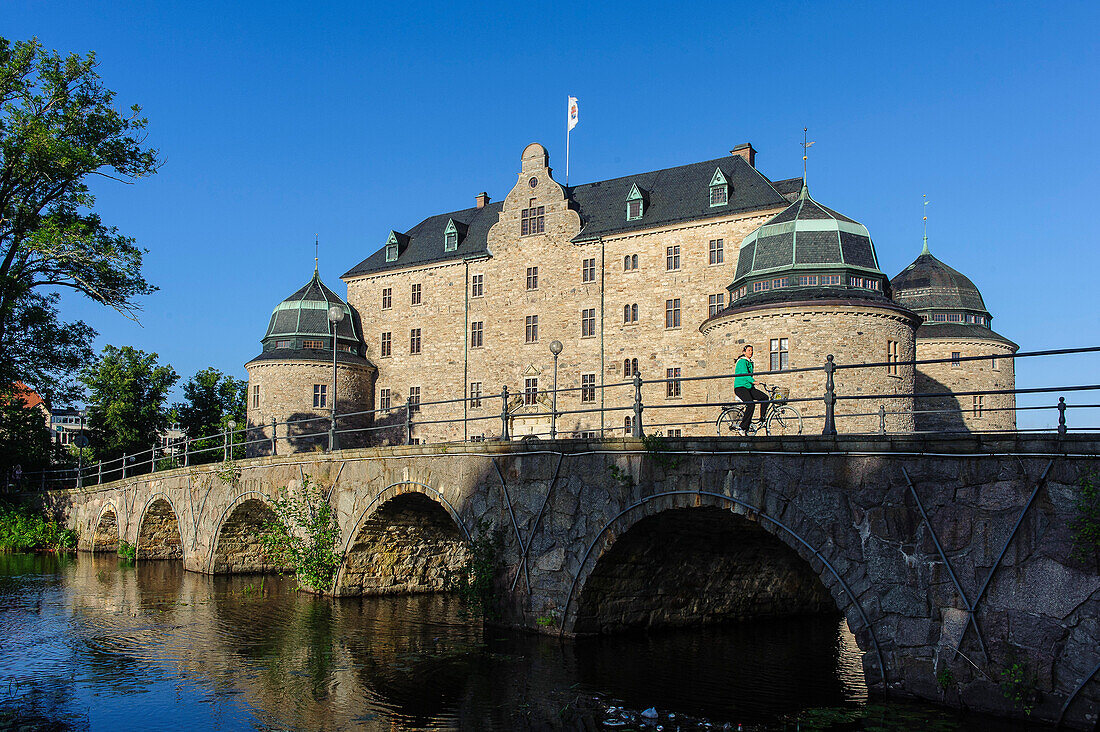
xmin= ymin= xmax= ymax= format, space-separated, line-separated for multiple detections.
xmin=328 ymin=305 xmax=345 ymax=452
xmin=549 ymin=340 xmax=563 ymax=439
xmin=226 ymin=420 xmax=236 ymax=461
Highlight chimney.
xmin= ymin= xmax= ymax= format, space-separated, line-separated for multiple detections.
xmin=475 ymin=192 xmax=491 ymax=209
xmin=730 ymin=143 xmax=756 ymax=168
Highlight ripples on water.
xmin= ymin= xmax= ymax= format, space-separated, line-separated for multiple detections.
xmin=0 ymin=554 xmax=1028 ymax=731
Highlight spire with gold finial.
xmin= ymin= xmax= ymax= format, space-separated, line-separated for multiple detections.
xmin=800 ymin=127 xmax=815 ymax=197
xmin=314 ymin=234 xmax=319 ymax=275
xmin=921 ymin=196 xmax=930 ymax=255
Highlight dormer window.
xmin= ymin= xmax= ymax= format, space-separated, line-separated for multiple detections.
xmin=444 ymin=219 xmax=459 ymax=252
xmin=709 ymin=167 xmax=729 ymax=207
xmin=626 ymin=183 xmax=645 ymax=221
xmin=385 ymin=231 xmax=400 ymax=262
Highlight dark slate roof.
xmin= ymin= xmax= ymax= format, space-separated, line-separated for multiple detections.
xmin=263 ymin=270 xmax=361 ymax=345
xmin=915 ymin=322 xmax=1018 ymax=349
xmin=890 ymin=248 xmax=990 ymax=315
xmin=341 ymin=153 xmax=791 ymax=278
xmin=246 ymin=348 xmax=375 ymax=368
xmin=772 ymin=177 xmax=803 ymax=201
xmin=342 ymin=202 xmax=503 ymax=278
xmin=720 ymin=286 xmax=900 ymax=312
xmin=569 ymin=154 xmax=789 ymax=240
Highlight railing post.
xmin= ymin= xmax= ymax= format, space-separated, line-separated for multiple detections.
xmin=500 ymin=385 xmax=510 ymax=441
xmin=879 ymin=404 xmax=887 ymax=435
xmin=271 ymin=418 xmax=278 ymax=455
xmin=184 ymin=438 xmax=190 ymax=467
xmin=122 ymin=453 xmax=128 ymax=479
xmin=405 ymin=405 xmax=413 ymax=445
xmin=632 ymin=373 xmax=644 ymax=437
xmin=40 ymin=470 xmax=45 ymax=492
xmin=822 ymin=355 xmax=838 ymax=436
xmin=1057 ymin=397 xmax=1067 ymax=436
xmin=97 ymin=460 xmax=102 ymax=485
xmin=223 ymin=430 xmax=229 ymax=461
xmin=151 ymin=445 xmax=156 ymax=473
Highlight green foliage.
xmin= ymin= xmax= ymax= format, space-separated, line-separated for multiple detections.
xmin=117 ymin=539 xmax=136 ymax=563
xmin=936 ymin=667 xmax=955 ymax=691
xmin=641 ymin=432 xmax=680 ymax=470
xmin=444 ymin=519 xmax=504 ymax=618
xmin=82 ymin=345 xmax=178 ymax=469
xmin=535 ymin=614 xmax=557 ymax=628
xmin=607 ymin=462 xmax=633 ymax=487
xmin=0 ymin=501 xmax=76 ymax=552
xmin=1070 ymin=472 xmax=1099 ymax=566
xmin=259 ymin=475 xmax=342 ymax=593
xmin=999 ymin=659 xmax=1038 ymax=716
xmin=174 ymin=368 xmax=247 ymax=463
xmin=0 ymin=388 xmax=52 ymax=479
xmin=0 ymin=37 xmax=158 ymax=396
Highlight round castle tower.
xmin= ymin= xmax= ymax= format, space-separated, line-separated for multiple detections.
xmin=890 ymin=240 xmax=1018 ymax=432
xmin=245 ymin=268 xmax=376 ymax=455
xmin=702 ymin=183 xmax=920 ymax=433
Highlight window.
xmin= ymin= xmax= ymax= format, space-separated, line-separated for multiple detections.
xmin=385 ymin=239 xmax=398 ymax=262
xmin=313 ymin=384 xmax=327 ymax=409
xmin=770 ymin=338 xmax=789 ymax=371
xmin=624 ymin=357 xmax=639 ymax=378
xmin=303 ymin=339 xmax=324 ymax=349
xmin=445 ymin=230 xmax=458 ymax=251
xmin=626 ymin=199 xmax=642 ymax=220
xmin=582 ymin=308 xmax=596 ymax=337
xmin=666 ymin=245 xmax=680 ymax=271
xmin=521 ymin=199 xmax=545 ymax=235
xmin=624 ymin=415 xmax=633 ymax=435
xmin=708 ymin=293 xmax=725 ymax=317
xmin=582 ymin=257 xmax=596 ymax=283
xmin=577 ymin=431 xmax=598 ymax=439
xmin=991 ymin=357 xmax=999 ymax=370
xmin=382 ymin=287 xmax=392 ymax=309
xmin=623 ymin=303 xmax=638 ymax=324
xmin=471 ymin=274 xmax=484 ymax=297
xmin=667 ymin=428 xmax=682 ymax=437
xmin=754 ymin=280 xmax=770 ymax=292
xmin=408 ymin=386 xmax=420 ymax=413
xmin=581 ymin=373 xmax=596 ymax=402
xmin=379 ymin=388 xmax=391 ymax=411
xmin=772 ymin=277 xmax=788 ymax=288
xmin=951 ymin=351 xmax=961 ymax=367
xmin=665 ymin=298 xmax=681 ymax=328
xmin=624 ymin=254 xmax=639 ymax=271
xmin=886 ymin=340 xmax=899 ymax=376
xmin=524 ymin=377 xmax=538 ymax=405
xmin=275 ymin=339 xmax=292 ymax=349
xmin=798 ymin=275 xmax=818 ymax=286
xmin=252 ymin=385 xmax=259 ymax=409
xmin=709 ymin=168 xmax=729 ymax=207
xmin=525 ymin=315 xmax=538 ymax=343
xmin=821 ymin=274 xmax=841 ymax=285
xmin=409 ymin=328 xmax=421 ymax=355
xmin=526 ymin=266 xmax=539 ymax=290
xmin=973 ymin=395 xmax=984 ymax=418
xmin=469 ymin=382 xmax=482 ymax=408
xmin=470 ymin=321 xmax=483 ymax=348
xmin=709 ymin=239 xmax=724 ymax=265
xmin=666 ymin=367 xmax=682 ymax=398
xmin=947 ymin=313 xmax=965 ymax=323
xmin=411 ymin=283 xmax=421 ymax=305
xmin=380 ymin=332 xmax=392 ymax=357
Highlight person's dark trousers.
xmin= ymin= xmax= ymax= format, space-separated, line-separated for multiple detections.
xmin=734 ymin=386 xmax=768 ymax=431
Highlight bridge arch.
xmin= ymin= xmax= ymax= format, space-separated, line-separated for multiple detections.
xmin=208 ymin=491 xmax=284 ymax=574
xmin=562 ymin=489 xmax=885 ymax=685
xmin=136 ymin=493 xmax=183 ymax=560
xmin=92 ymin=501 xmax=121 ymax=552
xmin=334 ymin=482 xmax=471 ymax=597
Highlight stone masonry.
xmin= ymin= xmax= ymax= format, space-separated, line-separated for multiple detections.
xmin=32 ymin=435 xmax=1100 ymax=728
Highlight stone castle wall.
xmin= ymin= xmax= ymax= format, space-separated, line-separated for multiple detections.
xmin=914 ymin=338 xmax=1017 ymax=432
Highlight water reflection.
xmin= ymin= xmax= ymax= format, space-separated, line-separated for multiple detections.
xmin=0 ymin=554 xmax=1021 ymax=730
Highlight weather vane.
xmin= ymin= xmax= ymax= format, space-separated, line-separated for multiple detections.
xmin=314 ymin=234 xmax=319 ymax=273
xmin=801 ymin=127 xmax=815 ymax=183
xmin=922 ymin=196 xmax=930 ymax=254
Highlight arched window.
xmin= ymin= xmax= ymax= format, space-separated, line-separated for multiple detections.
xmin=624 ymin=415 xmax=633 ymax=434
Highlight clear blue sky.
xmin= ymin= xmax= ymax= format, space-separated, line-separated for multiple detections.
xmin=8 ymin=1 xmax=1099 ymax=427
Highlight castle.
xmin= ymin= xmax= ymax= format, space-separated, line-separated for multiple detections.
xmin=244 ymin=142 xmax=1017 ymax=451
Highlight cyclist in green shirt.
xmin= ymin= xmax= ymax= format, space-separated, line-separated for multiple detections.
xmin=734 ymin=345 xmax=768 ymax=433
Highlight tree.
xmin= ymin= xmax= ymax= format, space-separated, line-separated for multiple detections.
xmin=82 ymin=345 xmax=177 ymax=472
xmin=175 ymin=368 xmax=247 ymax=463
xmin=0 ymin=37 xmax=158 ymax=396
xmin=0 ymin=388 xmax=51 ymax=480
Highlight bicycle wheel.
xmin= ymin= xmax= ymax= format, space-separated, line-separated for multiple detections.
xmin=716 ymin=405 xmax=746 ymax=435
xmin=766 ymin=406 xmax=803 ymax=436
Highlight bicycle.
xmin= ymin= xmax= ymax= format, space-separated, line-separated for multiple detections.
xmin=716 ymin=385 xmax=804 ymax=436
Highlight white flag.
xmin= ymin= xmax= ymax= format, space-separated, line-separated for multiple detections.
xmin=567 ymin=96 xmax=579 ymax=131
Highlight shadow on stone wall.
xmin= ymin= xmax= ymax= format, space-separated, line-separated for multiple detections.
xmin=914 ymin=371 xmax=969 ymax=433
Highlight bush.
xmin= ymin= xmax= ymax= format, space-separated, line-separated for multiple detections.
xmin=0 ymin=501 xmax=77 ymax=552
xmin=258 ymin=475 xmax=341 ymax=593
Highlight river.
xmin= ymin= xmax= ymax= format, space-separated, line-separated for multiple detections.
xmin=0 ymin=553 xmax=1031 ymax=730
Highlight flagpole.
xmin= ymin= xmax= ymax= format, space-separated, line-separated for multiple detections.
xmin=566 ymin=96 xmax=571 ymax=186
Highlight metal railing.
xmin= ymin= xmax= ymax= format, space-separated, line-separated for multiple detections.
xmin=10 ymin=345 xmax=1099 ymax=492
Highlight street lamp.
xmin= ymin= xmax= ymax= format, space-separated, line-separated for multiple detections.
xmin=328 ymin=305 xmax=345 ymax=452
xmin=549 ymin=340 xmax=563 ymax=439
xmin=226 ymin=420 xmax=236 ymax=460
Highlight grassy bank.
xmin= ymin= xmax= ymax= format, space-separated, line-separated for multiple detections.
xmin=0 ymin=501 xmax=77 ymax=553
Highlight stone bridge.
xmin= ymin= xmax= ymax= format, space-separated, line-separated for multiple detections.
xmin=31 ymin=434 xmax=1100 ymax=728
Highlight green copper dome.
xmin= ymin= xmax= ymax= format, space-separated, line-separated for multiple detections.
xmin=260 ymin=269 xmax=363 ymax=354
